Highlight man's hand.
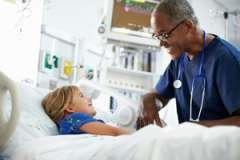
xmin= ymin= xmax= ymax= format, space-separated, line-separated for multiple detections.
xmin=137 ymin=92 xmax=163 ymax=129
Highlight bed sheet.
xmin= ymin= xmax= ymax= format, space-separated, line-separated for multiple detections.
xmin=10 ymin=123 xmax=240 ymax=160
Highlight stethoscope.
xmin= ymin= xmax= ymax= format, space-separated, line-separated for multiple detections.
xmin=173 ymin=31 xmax=207 ymax=122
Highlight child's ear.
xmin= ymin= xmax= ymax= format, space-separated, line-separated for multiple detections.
xmin=64 ymin=106 xmax=75 ymax=113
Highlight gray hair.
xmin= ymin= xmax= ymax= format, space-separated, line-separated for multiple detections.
xmin=153 ymin=0 xmax=199 ymax=25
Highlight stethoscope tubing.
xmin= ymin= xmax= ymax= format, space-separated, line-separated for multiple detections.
xmin=174 ymin=31 xmax=207 ymax=122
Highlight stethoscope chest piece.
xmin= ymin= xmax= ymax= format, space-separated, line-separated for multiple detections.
xmin=173 ymin=79 xmax=182 ymax=89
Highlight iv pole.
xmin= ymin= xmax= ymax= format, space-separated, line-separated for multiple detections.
xmin=223 ymin=12 xmax=229 ymax=40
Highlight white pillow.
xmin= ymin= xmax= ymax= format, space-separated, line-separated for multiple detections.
xmin=2 ymin=83 xmax=58 ymax=157
xmin=15 ymin=83 xmax=58 ymax=137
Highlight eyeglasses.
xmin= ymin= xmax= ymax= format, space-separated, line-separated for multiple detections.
xmin=152 ymin=20 xmax=185 ymax=41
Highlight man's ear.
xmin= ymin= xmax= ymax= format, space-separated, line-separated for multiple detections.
xmin=184 ymin=20 xmax=194 ymax=31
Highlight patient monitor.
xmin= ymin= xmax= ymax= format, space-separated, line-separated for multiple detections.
xmin=102 ymin=0 xmax=159 ymax=47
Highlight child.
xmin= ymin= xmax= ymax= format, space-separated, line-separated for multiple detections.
xmin=42 ymin=85 xmax=130 ymax=136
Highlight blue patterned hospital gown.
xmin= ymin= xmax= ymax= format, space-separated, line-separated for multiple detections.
xmin=57 ymin=112 xmax=104 ymax=134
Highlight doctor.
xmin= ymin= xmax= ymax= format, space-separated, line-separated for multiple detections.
xmin=138 ymin=0 xmax=240 ymax=128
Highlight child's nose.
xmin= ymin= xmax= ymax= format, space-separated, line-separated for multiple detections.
xmin=87 ymin=97 xmax=92 ymax=103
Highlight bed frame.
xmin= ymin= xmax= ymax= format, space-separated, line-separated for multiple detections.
xmin=0 ymin=71 xmax=20 ymax=148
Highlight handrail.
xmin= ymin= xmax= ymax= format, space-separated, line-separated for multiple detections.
xmin=0 ymin=71 xmax=20 ymax=149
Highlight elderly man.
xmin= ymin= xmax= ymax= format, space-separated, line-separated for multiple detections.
xmin=138 ymin=0 xmax=240 ymax=128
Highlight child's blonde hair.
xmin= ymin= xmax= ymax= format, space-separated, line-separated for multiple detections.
xmin=41 ymin=85 xmax=79 ymax=122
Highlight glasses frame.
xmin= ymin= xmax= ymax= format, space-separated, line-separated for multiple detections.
xmin=152 ymin=20 xmax=186 ymax=41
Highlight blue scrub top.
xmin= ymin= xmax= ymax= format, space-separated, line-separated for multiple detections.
xmin=155 ymin=35 xmax=240 ymax=123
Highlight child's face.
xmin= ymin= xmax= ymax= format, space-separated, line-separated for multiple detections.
xmin=65 ymin=88 xmax=96 ymax=116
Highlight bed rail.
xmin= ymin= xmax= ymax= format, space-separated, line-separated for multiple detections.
xmin=0 ymin=71 xmax=20 ymax=149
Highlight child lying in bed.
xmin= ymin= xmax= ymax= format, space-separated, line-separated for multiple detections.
xmin=42 ymin=85 xmax=130 ymax=136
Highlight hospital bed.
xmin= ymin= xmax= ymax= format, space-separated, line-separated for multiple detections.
xmin=0 ymin=71 xmax=240 ymax=160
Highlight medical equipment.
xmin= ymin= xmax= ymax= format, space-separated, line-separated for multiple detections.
xmin=99 ymin=44 xmax=160 ymax=96
xmin=173 ymin=31 xmax=207 ymax=122
xmin=102 ymin=0 xmax=159 ymax=47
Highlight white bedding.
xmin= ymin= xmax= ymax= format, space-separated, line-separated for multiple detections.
xmin=10 ymin=123 xmax=240 ymax=160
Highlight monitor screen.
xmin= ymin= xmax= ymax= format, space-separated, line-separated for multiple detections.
xmin=104 ymin=0 xmax=159 ymax=47
xmin=112 ymin=0 xmax=157 ymax=37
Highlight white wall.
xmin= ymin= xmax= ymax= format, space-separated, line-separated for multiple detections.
xmin=42 ymin=0 xmax=104 ymax=45
xmin=191 ymin=0 xmax=225 ymax=37
xmin=0 ymin=0 xmax=43 ymax=83
xmin=191 ymin=0 xmax=239 ymax=47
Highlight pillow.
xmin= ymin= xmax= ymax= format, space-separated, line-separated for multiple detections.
xmin=1 ymin=83 xmax=58 ymax=157
xmin=14 ymin=83 xmax=58 ymax=137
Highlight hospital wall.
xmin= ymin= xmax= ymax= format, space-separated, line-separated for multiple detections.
xmin=192 ymin=0 xmax=225 ymax=36
xmin=0 ymin=0 xmax=43 ymax=83
xmin=191 ymin=0 xmax=240 ymax=48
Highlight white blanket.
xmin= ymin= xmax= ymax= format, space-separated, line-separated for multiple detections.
xmin=10 ymin=123 xmax=240 ymax=160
